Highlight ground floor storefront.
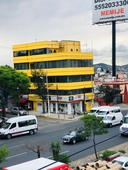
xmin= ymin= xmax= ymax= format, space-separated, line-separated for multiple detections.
xmin=34 ymin=94 xmax=93 ymax=114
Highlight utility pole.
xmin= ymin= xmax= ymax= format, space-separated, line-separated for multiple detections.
xmin=84 ymin=87 xmax=86 ymax=114
xmin=46 ymin=72 xmax=50 ymax=116
xmin=56 ymin=84 xmax=59 ymax=119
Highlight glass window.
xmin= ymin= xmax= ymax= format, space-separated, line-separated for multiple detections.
xmin=10 ymin=123 xmax=16 ymax=129
xmin=30 ymin=48 xmax=47 ymax=55
xmin=27 ymin=119 xmax=36 ymax=125
xmin=14 ymin=51 xmax=28 ymax=57
xmin=18 ymin=121 xmax=27 ymax=127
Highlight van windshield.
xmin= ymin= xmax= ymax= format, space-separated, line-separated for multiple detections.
xmin=103 ymin=116 xmax=112 ymax=121
xmin=98 ymin=111 xmax=107 ymax=115
xmin=124 ymin=117 xmax=128 ymax=124
xmin=2 ymin=122 xmax=11 ymax=129
xmin=89 ymin=110 xmax=97 ymax=113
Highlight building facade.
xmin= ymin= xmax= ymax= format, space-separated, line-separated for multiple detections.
xmin=13 ymin=40 xmax=94 ymax=114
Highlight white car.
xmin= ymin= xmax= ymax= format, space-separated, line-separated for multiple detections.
xmin=112 ymin=156 xmax=128 ymax=170
xmin=11 ymin=107 xmax=28 ymax=116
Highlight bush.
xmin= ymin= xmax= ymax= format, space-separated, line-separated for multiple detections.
xmin=101 ymin=150 xmax=117 ymax=160
xmin=54 ymin=153 xmax=70 ymax=164
xmin=118 ymin=150 xmax=126 ymax=154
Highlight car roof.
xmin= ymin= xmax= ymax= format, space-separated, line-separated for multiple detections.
xmin=7 ymin=115 xmax=37 ymax=123
xmin=91 ymin=106 xmax=110 ymax=110
xmin=99 ymin=106 xmax=121 ymax=111
xmin=112 ymin=156 xmax=128 ymax=162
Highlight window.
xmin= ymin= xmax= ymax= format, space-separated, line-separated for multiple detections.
xmin=18 ymin=119 xmax=36 ymax=127
xmin=27 ymin=119 xmax=36 ymax=125
xmin=30 ymin=48 xmax=47 ymax=55
xmin=15 ymin=60 xmax=93 ymax=70
xmin=14 ymin=63 xmax=29 ymax=70
xmin=10 ymin=123 xmax=16 ymax=129
xmin=18 ymin=121 xmax=27 ymax=127
xmin=14 ymin=51 xmax=28 ymax=57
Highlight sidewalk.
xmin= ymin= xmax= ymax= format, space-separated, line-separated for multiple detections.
xmin=29 ymin=103 xmax=128 ymax=121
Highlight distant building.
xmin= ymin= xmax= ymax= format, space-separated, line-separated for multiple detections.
xmin=12 ymin=40 xmax=94 ymax=114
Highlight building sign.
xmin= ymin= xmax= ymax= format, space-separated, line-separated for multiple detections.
xmin=50 ymin=95 xmax=89 ymax=102
xmin=51 ymin=96 xmax=69 ymax=102
xmin=92 ymin=0 xmax=128 ymax=24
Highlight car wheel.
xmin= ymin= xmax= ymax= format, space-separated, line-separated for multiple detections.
xmin=120 ymin=120 xmax=123 ymax=125
xmin=29 ymin=130 xmax=34 ymax=135
xmin=109 ymin=123 xmax=112 ymax=128
xmin=121 ymin=133 xmax=124 ymax=136
xmin=7 ymin=134 xmax=11 ymax=139
xmin=72 ymin=139 xmax=76 ymax=144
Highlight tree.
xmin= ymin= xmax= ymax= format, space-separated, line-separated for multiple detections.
xmin=80 ymin=115 xmax=108 ymax=160
xmin=96 ymin=85 xmax=121 ymax=105
xmin=24 ymin=140 xmax=49 ymax=158
xmin=31 ymin=68 xmax=51 ymax=113
xmin=50 ymin=141 xmax=61 ymax=159
xmin=0 ymin=65 xmax=30 ymax=117
xmin=0 ymin=145 xmax=10 ymax=164
xmin=50 ymin=141 xmax=70 ymax=163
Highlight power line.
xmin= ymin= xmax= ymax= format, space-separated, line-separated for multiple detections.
xmin=38 ymin=132 xmax=122 ymax=170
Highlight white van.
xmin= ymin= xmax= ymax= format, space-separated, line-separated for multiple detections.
xmin=88 ymin=106 xmax=110 ymax=115
xmin=120 ymin=114 xmax=128 ymax=136
xmin=96 ymin=106 xmax=122 ymax=118
xmin=0 ymin=115 xmax=38 ymax=139
xmin=103 ymin=113 xmax=123 ymax=128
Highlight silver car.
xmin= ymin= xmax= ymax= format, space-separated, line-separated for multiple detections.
xmin=11 ymin=107 xmax=28 ymax=116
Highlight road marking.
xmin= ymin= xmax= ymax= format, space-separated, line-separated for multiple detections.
xmin=47 ymin=150 xmax=69 ymax=159
xmin=7 ymin=152 xmax=28 ymax=159
xmin=0 ymin=142 xmax=4 ymax=145
xmin=7 ymin=144 xmax=24 ymax=150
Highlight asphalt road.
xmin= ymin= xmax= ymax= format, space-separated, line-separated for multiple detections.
xmin=1 ymin=110 xmax=128 ymax=168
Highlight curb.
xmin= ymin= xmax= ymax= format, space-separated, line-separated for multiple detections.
xmin=36 ymin=114 xmax=82 ymax=121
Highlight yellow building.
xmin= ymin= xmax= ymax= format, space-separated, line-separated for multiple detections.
xmin=13 ymin=40 xmax=94 ymax=114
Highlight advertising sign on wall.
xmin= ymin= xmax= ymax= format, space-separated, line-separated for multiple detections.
xmin=92 ymin=0 xmax=128 ymax=24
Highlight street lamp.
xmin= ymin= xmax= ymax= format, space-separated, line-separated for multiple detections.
xmin=17 ymin=87 xmax=19 ymax=107
xmin=17 ymin=87 xmax=20 ymax=116
xmin=40 ymin=72 xmax=50 ymax=116
xmin=46 ymin=72 xmax=50 ymax=116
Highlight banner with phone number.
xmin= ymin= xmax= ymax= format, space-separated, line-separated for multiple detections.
xmin=92 ymin=0 xmax=128 ymax=24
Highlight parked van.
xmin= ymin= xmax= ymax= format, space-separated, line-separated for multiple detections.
xmin=96 ymin=106 xmax=122 ymax=118
xmin=88 ymin=106 xmax=110 ymax=115
xmin=120 ymin=114 xmax=128 ymax=136
xmin=0 ymin=115 xmax=38 ymax=139
xmin=103 ymin=113 xmax=123 ymax=128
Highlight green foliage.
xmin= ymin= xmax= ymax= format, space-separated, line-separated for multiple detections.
xmin=0 ymin=65 xmax=30 ymax=106
xmin=96 ymin=85 xmax=121 ymax=105
xmin=100 ymin=150 xmax=117 ymax=160
xmin=31 ymin=68 xmax=52 ymax=113
xmin=54 ymin=153 xmax=70 ymax=164
xmin=50 ymin=141 xmax=61 ymax=159
xmin=81 ymin=115 xmax=108 ymax=160
xmin=80 ymin=115 xmax=108 ymax=137
xmin=118 ymin=150 xmax=126 ymax=154
xmin=0 ymin=145 xmax=10 ymax=164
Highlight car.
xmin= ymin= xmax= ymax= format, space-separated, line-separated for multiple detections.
xmin=112 ymin=156 xmax=128 ymax=169
xmin=11 ymin=107 xmax=28 ymax=116
xmin=61 ymin=127 xmax=88 ymax=144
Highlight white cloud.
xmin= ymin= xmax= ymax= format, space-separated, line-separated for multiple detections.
xmin=0 ymin=0 xmax=127 ymax=66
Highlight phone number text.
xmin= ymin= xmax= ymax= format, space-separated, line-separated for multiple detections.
xmin=95 ymin=0 xmax=128 ymax=10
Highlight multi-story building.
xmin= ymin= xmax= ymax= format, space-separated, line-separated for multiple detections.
xmin=13 ymin=40 xmax=94 ymax=114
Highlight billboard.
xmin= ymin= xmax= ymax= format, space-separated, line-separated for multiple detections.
xmin=92 ymin=0 xmax=128 ymax=24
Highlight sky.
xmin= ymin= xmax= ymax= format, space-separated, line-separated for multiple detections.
xmin=0 ymin=0 xmax=128 ymax=67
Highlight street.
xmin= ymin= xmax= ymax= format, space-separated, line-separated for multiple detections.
xmin=1 ymin=110 xmax=128 ymax=168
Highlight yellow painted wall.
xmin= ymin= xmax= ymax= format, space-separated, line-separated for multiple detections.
xmin=13 ymin=40 xmax=94 ymax=111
